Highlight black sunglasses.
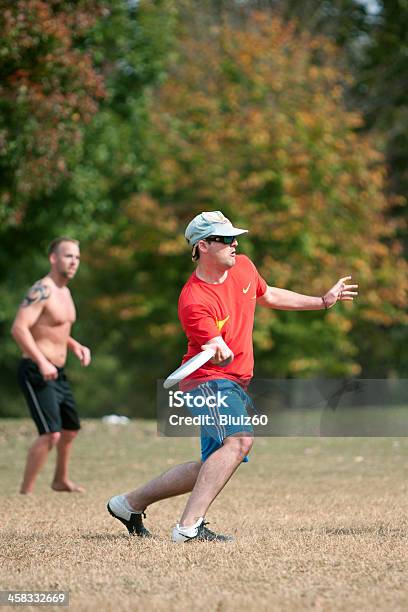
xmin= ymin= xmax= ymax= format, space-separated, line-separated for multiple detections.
xmin=205 ymin=235 xmax=237 ymax=245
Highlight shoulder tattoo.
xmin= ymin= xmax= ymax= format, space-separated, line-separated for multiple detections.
xmin=21 ymin=281 xmax=51 ymax=307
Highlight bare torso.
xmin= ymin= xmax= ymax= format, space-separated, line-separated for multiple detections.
xmin=22 ymin=277 xmax=76 ymax=367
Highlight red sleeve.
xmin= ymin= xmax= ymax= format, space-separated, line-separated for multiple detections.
xmin=256 ymin=271 xmax=267 ymax=297
xmin=179 ymin=304 xmax=219 ymax=346
xmin=245 ymin=256 xmax=267 ymax=297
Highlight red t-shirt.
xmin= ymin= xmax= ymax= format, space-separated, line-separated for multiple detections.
xmin=178 ymin=255 xmax=267 ymax=389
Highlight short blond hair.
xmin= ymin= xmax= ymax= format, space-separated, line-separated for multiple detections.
xmin=47 ymin=237 xmax=79 ymax=256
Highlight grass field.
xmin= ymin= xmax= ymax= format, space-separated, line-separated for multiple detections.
xmin=1 ymin=419 xmax=407 ymax=611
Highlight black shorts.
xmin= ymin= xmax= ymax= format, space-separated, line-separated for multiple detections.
xmin=17 ymin=359 xmax=80 ymax=435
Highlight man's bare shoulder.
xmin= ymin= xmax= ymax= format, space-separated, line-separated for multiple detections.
xmin=20 ymin=277 xmax=53 ymax=308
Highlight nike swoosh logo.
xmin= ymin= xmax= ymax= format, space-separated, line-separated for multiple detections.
xmin=215 ymin=315 xmax=230 ymax=332
xmin=243 ymin=282 xmax=251 ymax=294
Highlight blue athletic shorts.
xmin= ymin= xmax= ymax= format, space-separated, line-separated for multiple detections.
xmin=186 ymin=379 xmax=254 ymax=462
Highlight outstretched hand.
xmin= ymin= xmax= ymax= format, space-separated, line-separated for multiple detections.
xmin=323 ymin=276 xmax=359 ymax=309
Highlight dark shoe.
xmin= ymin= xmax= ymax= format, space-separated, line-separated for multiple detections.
xmin=107 ymin=497 xmax=151 ymax=538
xmin=195 ymin=521 xmax=234 ymax=542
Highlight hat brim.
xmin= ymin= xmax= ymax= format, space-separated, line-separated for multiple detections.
xmin=204 ymin=223 xmax=248 ymax=238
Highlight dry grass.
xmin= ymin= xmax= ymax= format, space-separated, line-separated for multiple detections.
xmin=0 ymin=419 xmax=407 ymax=611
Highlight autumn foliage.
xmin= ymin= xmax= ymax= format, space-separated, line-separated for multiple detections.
xmin=0 ymin=5 xmax=406 ymax=415
xmin=94 ymin=13 xmax=407 ymax=378
xmin=0 ymin=0 xmax=105 ymax=226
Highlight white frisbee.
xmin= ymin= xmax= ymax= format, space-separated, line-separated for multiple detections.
xmin=163 ymin=348 xmax=216 ymax=389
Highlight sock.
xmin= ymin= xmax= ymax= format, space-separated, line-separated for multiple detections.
xmin=109 ymin=494 xmax=142 ymax=519
xmin=177 ymin=516 xmax=204 ymax=538
xmin=122 ymin=495 xmax=138 ymax=513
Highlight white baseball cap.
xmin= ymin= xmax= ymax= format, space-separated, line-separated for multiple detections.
xmin=185 ymin=211 xmax=248 ymax=246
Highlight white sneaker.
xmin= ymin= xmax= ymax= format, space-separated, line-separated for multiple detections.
xmin=172 ymin=517 xmax=204 ymax=543
xmin=172 ymin=517 xmax=233 ymax=543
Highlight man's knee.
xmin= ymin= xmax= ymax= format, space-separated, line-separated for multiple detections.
xmin=224 ymin=434 xmax=253 ymax=459
xmin=61 ymin=429 xmax=79 ymax=442
xmin=193 ymin=461 xmax=202 ymax=475
xmin=41 ymin=432 xmax=61 ymax=448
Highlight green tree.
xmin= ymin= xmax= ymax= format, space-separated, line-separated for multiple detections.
xmin=0 ymin=0 xmax=178 ymax=416
xmin=352 ymin=0 xmax=408 ymax=375
xmin=0 ymin=0 xmax=105 ymax=415
xmin=0 ymin=0 xmax=105 ymax=233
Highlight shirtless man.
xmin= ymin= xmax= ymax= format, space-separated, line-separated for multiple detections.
xmin=11 ymin=237 xmax=91 ymax=494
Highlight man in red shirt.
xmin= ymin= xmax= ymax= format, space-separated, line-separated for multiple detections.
xmin=108 ymin=211 xmax=358 ymax=542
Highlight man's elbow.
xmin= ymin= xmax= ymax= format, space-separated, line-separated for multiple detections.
xmin=11 ymin=322 xmax=24 ymax=340
xmin=257 ymin=291 xmax=275 ymax=308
